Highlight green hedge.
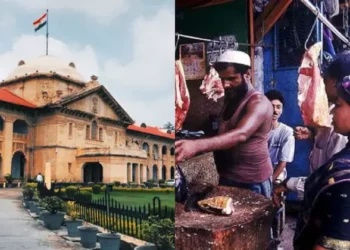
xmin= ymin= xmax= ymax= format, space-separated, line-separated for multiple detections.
xmin=66 ymin=186 xmax=78 ymax=199
xmin=24 ymin=183 xmax=37 ymax=189
xmin=112 ymin=187 xmax=174 ymax=193
xmin=92 ymin=184 xmax=101 ymax=194
xmin=56 ymin=186 xmax=174 ymax=194
xmin=76 ymin=191 xmax=92 ymax=203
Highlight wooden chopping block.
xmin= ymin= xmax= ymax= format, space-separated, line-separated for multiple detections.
xmin=175 ymin=186 xmax=274 ymax=250
xmin=177 ymin=152 xmax=219 ymax=188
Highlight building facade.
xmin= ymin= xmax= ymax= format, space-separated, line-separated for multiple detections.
xmin=0 ymin=56 xmax=175 ymax=184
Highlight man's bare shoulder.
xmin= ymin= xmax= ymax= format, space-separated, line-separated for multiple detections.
xmin=247 ymin=92 xmax=273 ymax=113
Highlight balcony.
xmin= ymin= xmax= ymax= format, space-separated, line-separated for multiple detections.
xmin=13 ymin=133 xmax=28 ymax=142
xmin=76 ymin=147 xmax=148 ymax=158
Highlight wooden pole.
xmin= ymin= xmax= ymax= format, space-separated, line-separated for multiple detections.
xmin=249 ymin=0 xmax=255 ymax=86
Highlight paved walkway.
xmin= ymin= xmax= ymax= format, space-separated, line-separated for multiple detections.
xmin=0 ymin=188 xmax=83 ymax=250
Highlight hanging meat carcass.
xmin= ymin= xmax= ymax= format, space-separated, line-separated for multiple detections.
xmin=199 ymin=67 xmax=224 ymax=102
xmin=175 ymin=60 xmax=190 ymax=131
xmin=297 ymin=42 xmax=331 ymax=128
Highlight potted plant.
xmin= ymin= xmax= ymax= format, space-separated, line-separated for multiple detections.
xmin=140 ymin=216 xmax=175 ymax=250
xmin=78 ymin=211 xmax=99 ymax=248
xmin=28 ymin=199 xmax=39 ymax=214
xmin=22 ymin=187 xmax=34 ymax=208
xmin=4 ymin=174 xmax=13 ymax=188
xmin=97 ymin=229 xmax=121 ymax=250
xmin=42 ymin=196 xmax=65 ymax=230
xmin=38 ymin=199 xmax=48 ymax=221
xmin=65 ymin=201 xmax=83 ymax=237
xmin=78 ymin=224 xmax=99 ymax=248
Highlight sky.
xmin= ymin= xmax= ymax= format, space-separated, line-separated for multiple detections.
xmin=0 ymin=0 xmax=174 ymax=127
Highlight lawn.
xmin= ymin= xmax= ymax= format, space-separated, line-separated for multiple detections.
xmin=92 ymin=191 xmax=175 ymax=208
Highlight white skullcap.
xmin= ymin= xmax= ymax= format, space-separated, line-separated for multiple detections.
xmin=216 ymin=49 xmax=251 ymax=67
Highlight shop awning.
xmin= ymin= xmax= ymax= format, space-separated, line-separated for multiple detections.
xmin=176 ymin=0 xmax=235 ymax=9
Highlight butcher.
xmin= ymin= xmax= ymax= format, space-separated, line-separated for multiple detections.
xmin=175 ymin=50 xmax=274 ymax=198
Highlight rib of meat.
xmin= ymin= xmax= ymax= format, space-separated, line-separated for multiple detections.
xmin=200 ymin=67 xmax=224 ymax=102
xmin=297 ymin=42 xmax=331 ymax=128
xmin=175 ymin=60 xmax=190 ymax=131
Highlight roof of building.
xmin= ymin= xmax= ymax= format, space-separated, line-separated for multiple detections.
xmin=50 ymin=85 xmax=134 ymax=124
xmin=4 ymin=56 xmax=86 ymax=84
xmin=0 ymin=89 xmax=36 ymax=108
xmin=127 ymin=124 xmax=175 ymax=140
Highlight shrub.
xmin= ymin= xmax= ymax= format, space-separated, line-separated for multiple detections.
xmin=141 ymin=216 xmax=175 ymax=250
xmin=158 ymin=180 xmax=165 ymax=184
xmin=38 ymin=198 xmax=47 ymax=208
xmin=114 ymin=181 xmax=121 ymax=187
xmin=76 ymin=191 xmax=92 ymax=203
xmin=66 ymin=186 xmax=78 ymax=200
xmin=24 ymin=183 xmax=38 ymax=189
xmin=4 ymin=174 xmax=13 ymax=184
xmin=92 ymin=184 xmax=101 ymax=194
xmin=43 ymin=196 xmax=63 ymax=214
xmin=129 ymin=182 xmax=138 ymax=188
xmin=66 ymin=201 xmax=80 ymax=220
xmin=55 ymin=188 xmax=67 ymax=198
xmin=112 ymin=187 xmax=174 ymax=193
xmin=80 ymin=187 xmax=92 ymax=193
xmin=22 ymin=187 xmax=34 ymax=200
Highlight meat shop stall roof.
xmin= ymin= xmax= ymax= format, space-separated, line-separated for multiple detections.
xmin=176 ymin=0 xmax=235 ymax=9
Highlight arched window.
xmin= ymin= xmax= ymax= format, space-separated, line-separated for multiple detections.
xmin=86 ymin=125 xmax=90 ymax=139
xmin=162 ymin=146 xmax=167 ymax=155
xmin=0 ymin=116 xmax=4 ymax=131
xmin=91 ymin=121 xmax=98 ymax=140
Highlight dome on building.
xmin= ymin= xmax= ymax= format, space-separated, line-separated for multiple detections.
xmin=5 ymin=55 xmax=86 ymax=83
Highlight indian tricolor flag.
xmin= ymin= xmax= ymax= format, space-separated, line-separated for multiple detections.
xmin=33 ymin=13 xmax=47 ymax=32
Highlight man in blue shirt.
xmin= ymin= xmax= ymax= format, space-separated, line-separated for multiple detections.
xmin=265 ymin=90 xmax=295 ymax=184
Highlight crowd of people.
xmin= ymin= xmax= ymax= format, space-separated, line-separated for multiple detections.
xmin=175 ymin=49 xmax=350 ymax=249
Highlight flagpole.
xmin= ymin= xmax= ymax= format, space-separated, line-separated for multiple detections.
xmin=46 ymin=9 xmax=49 ymax=56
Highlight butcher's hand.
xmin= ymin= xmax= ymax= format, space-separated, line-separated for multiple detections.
xmin=175 ymin=140 xmax=199 ymax=162
xmin=294 ymin=126 xmax=311 ymax=140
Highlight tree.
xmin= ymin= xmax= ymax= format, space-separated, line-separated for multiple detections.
xmin=163 ymin=122 xmax=174 ymax=131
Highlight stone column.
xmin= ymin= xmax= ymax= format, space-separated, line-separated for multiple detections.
xmin=2 ymin=120 xmax=14 ymax=177
xmin=139 ymin=164 xmax=143 ymax=183
xmin=166 ymin=166 xmax=171 ymax=180
xmin=133 ymin=163 xmax=139 ymax=184
xmin=127 ymin=163 xmax=132 ymax=183
xmin=140 ymin=164 xmax=146 ymax=183
xmin=157 ymin=165 xmax=162 ymax=181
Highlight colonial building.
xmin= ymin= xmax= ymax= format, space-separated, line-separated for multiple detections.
xmin=0 ymin=56 xmax=175 ymax=184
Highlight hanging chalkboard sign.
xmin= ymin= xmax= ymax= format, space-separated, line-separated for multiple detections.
xmin=206 ymin=35 xmax=237 ymax=66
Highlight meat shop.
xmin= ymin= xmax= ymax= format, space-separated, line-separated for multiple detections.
xmin=175 ymin=0 xmax=350 ymax=249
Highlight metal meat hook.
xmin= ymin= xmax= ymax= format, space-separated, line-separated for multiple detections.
xmin=304 ymin=8 xmax=319 ymax=50
xmin=175 ymin=33 xmax=180 ymax=51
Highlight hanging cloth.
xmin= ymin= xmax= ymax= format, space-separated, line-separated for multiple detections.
xmin=323 ymin=0 xmax=339 ymax=18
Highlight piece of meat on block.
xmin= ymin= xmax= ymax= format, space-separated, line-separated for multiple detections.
xmin=175 ymin=186 xmax=274 ymax=250
xmin=175 ymin=60 xmax=190 ymax=131
xmin=297 ymin=42 xmax=331 ymax=128
xmin=200 ymin=67 xmax=224 ymax=102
